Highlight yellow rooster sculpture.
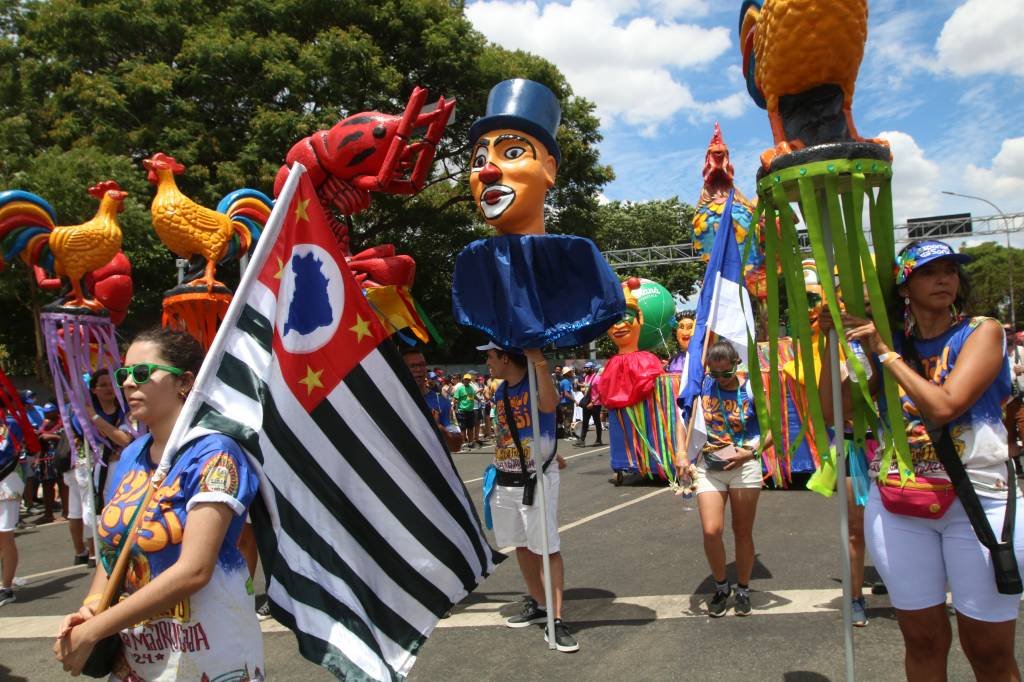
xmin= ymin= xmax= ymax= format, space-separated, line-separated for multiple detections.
xmin=144 ymin=152 xmax=267 ymax=292
xmin=739 ymin=0 xmax=888 ymax=169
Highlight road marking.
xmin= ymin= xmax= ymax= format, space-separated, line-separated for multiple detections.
xmin=498 ymin=486 xmax=669 ymax=553
xmin=0 ymin=589 xmax=891 ymax=639
xmin=461 ymin=446 xmax=610 ymax=484
xmin=14 ymin=564 xmax=89 ymax=585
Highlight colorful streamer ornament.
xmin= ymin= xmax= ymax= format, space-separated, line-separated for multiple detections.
xmin=751 ymin=157 xmax=911 ymax=491
xmin=40 ymin=312 xmax=138 ymax=467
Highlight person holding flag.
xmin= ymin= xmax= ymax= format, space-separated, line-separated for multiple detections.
xmin=54 ymin=326 xmax=263 ymax=679
xmin=0 ymin=410 xmax=26 ymax=607
xmin=676 ymin=186 xmax=767 ymax=617
xmin=679 ymin=340 xmax=764 ymax=617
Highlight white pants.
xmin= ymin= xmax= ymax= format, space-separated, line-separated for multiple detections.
xmin=865 ymin=486 xmax=1024 ymax=622
xmin=0 ymin=499 xmax=18 ymax=533
xmin=63 ymin=469 xmax=94 ymax=538
xmin=492 ymin=470 xmax=560 ymax=554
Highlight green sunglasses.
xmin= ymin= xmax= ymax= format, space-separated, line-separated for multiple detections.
xmin=708 ymin=368 xmax=738 ymax=379
xmin=114 ymin=363 xmax=184 ymax=387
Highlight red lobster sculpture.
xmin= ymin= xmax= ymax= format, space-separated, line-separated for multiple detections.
xmin=274 ymin=86 xmax=456 ymax=268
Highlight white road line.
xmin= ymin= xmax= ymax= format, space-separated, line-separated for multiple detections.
xmin=498 ymin=486 xmax=669 ymax=553
xmin=14 ymin=564 xmax=89 ymax=585
xmin=0 ymin=589 xmax=891 ymax=639
xmin=461 ymin=446 xmax=610 ymax=484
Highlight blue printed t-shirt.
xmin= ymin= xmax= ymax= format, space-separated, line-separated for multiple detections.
xmin=875 ymin=317 xmax=1012 ymax=498
xmin=425 ymin=391 xmax=452 ymax=428
xmin=558 ymin=378 xmax=574 ymax=405
xmin=493 ymin=377 xmax=557 ymax=475
xmin=99 ymin=433 xmax=264 ymax=681
xmin=0 ymin=416 xmax=25 ymax=501
xmin=692 ymin=376 xmax=760 ymax=455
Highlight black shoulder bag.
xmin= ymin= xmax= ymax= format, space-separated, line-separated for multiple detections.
xmin=501 ymin=386 xmax=556 ymax=507
xmin=903 ymin=339 xmax=1023 ymax=595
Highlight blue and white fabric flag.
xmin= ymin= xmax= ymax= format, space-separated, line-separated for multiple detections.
xmin=677 ymin=190 xmax=756 ymax=459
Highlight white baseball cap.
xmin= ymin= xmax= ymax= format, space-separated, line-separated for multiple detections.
xmin=476 ymin=341 xmax=504 ymax=351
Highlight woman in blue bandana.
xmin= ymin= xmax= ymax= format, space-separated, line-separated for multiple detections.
xmin=820 ymin=239 xmax=1022 ymax=680
xmin=55 ymin=327 xmax=262 ymax=680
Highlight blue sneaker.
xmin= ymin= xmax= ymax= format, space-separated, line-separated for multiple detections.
xmin=851 ymin=597 xmax=868 ymax=627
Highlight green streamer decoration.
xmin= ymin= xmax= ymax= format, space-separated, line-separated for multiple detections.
xmin=756 ymin=159 xmax=912 ymax=491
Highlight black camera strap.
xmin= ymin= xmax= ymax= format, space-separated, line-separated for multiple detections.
xmin=903 ymin=337 xmax=1022 ymax=594
xmin=500 ymin=380 xmax=555 ymax=504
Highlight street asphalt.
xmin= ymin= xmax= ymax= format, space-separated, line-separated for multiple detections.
xmin=3 ymin=437 xmax=1022 ymax=681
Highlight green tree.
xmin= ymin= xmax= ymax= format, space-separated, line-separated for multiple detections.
xmin=961 ymin=241 xmax=1024 ymax=325
xmin=0 ymin=0 xmax=613 ymax=370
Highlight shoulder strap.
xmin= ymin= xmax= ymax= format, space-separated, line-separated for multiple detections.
xmin=903 ymin=337 xmax=1017 ymax=549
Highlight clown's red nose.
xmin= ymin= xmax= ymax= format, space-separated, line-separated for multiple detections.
xmin=479 ymin=163 xmax=502 ymax=185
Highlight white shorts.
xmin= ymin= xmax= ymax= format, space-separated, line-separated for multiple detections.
xmin=0 ymin=499 xmax=19 ymax=533
xmin=62 ymin=469 xmax=94 ymax=537
xmin=694 ymin=458 xmax=763 ymax=495
xmin=492 ymin=470 xmax=560 ymax=554
xmin=865 ymin=485 xmax=1024 ymax=622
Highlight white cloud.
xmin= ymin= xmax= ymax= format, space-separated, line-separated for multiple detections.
xmin=936 ymin=0 xmax=1024 ymax=77
xmin=878 ymin=130 xmax=942 ymax=222
xmin=964 ymin=137 xmax=1024 ymax=209
xmin=465 ymin=0 xmax=743 ymax=132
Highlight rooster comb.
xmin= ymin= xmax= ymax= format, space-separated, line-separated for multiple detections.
xmin=708 ymin=122 xmax=726 ymax=149
xmin=88 ymin=180 xmax=123 ymax=198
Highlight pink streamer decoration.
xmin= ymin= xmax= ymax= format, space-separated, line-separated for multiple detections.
xmin=40 ymin=312 xmax=140 ymax=471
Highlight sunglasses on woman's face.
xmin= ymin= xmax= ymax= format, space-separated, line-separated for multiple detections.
xmin=708 ymin=368 xmax=737 ymax=379
xmin=114 ymin=363 xmax=184 ymax=387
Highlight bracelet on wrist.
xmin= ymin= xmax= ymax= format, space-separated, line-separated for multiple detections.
xmin=879 ymin=352 xmax=902 ymax=367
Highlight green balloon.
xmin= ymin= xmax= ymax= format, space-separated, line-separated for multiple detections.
xmin=634 ymin=278 xmax=676 ymax=351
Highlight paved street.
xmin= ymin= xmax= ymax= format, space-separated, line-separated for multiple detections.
xmin=2 ymin=439 xmax=1020 ymax=680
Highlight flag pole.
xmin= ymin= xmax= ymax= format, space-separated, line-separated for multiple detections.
xmin=680 ymin=321 xmax=715 ymax=458
xmin=155 ymin=163 xmax=306 ymax=479
xmin=527 ymin=361 xmax=557 ymax=650
xmin=819 ymin=189 xmax=855 ymax=681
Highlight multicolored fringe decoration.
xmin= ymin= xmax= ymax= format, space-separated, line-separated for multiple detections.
xmin=40 ymin=312 xmax=137 ymax=462
xmin=749 ymin=158 xmax=912 ymax=493
xmin=608 ymin=374 xmax=681 ymax=482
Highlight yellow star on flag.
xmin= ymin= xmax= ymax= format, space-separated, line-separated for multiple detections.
xmin=294 ymin=198 xmax=310 ymax=222
xmin=298 ymin=365 xmax=324 ymax=396
xmin=350 ymin=315 xmax=373 ymax=343
xmin=273 ymin=256 xmax=286 ymax=280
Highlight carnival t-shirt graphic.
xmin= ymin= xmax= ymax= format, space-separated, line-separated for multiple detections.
xmin=99 ymin=433 xmax=262 ymax=681
xmin=493 ymin=377 xmax=556 ymax=475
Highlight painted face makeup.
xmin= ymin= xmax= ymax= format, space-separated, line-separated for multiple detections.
xmin=469 ymin=128 xmax=555 ymax=235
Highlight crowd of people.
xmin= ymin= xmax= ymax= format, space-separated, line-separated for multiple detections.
xmin=0 ymin=239 xmax=1021 ymax=678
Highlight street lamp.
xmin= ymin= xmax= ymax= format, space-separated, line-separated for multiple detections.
xmin=941 ymin=190 xmax=1015 ymax=329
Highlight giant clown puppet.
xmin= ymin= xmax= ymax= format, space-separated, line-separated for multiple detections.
xmin=452 ymin=79 xmax=624 ymax=350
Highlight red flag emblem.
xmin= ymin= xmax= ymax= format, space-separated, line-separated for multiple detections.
xmin=257 ymin=173 xmax=389 ymax=410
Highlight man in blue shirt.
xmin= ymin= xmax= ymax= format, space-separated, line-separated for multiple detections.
xmin=401 ymin=347 xmax=463 ymax=452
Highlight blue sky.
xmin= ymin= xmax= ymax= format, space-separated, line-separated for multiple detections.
xmin=466 ymin=0 xmax=1024 ymax=228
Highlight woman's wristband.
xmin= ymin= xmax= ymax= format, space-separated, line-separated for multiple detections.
xmin=879 ymin=352 xmax=901 ymax=367
xmin=82 ymin=592 xmax=101 ymax=608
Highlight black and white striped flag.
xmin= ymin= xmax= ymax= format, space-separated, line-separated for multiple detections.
xmin=181 ymin=165 xmax=502 ymax=680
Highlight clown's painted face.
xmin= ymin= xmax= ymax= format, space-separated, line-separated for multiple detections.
xmin=608 ymin=308 xmax=642 ymax=354
xmin=469 ymin=128 xmax=556 ymax=235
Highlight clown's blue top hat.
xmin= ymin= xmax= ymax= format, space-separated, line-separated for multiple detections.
xmin=470 ymin=79 xmax=561 ymax=165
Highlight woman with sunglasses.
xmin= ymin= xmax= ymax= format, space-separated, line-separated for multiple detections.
xmin=54 ymin=327 xmax=262 ymax=679
xmin=678 ymin=340 xmax=765 ymax=618
xmin=819 ymin=240 xmax=1022 ymax=680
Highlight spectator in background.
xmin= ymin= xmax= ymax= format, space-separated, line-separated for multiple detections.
xmin=0 ymin=411 xmax=25 ymax=606
xmin=476 ymin=374 xmax=493 ymax=443
xmin=33 ymin=404 xmax=63 ymax=525
xmin=1003 ymin=325 xmax=1024 ymax=475
xmin=19 ymin=390 xmax=43 ymax=516
xmin=575 ymin=362 xmax=604 ymax=448
xmin=401 ymin=348 xmax=464 ymax=453
xmin=558 ymin=367 xmax=576 ymax=439
xmin=453 ymin=374 xmax=479 ymax=450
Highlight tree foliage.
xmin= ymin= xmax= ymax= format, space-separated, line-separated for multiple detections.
xmin=961 ymin=242 xmax=1024 ymax=326
xmin=0 ymin=0 xmax=615 ymax=369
